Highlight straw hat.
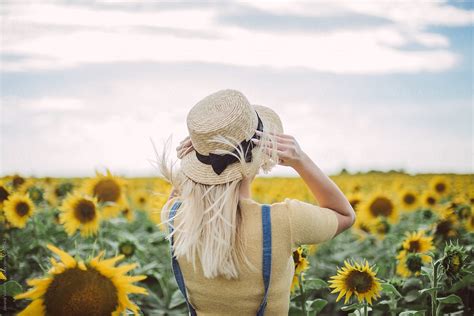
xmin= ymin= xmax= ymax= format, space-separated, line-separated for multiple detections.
xmin=181 ymin=89 xmax=284 ymax=185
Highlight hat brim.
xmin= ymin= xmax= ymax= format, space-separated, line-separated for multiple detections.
xmin=180 ymin=104 xmax=283 ymax=185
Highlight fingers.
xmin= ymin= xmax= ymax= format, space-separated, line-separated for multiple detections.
xmin=176 ymin=136 xmax=194 ymax=159
xmin=180 ymin=135 xmax=191 ymax=145
xmin=177 ymin=145 xmax=194 ymax=159
xmin=251 ymin=137 xmax=290 ymax=152
xmin=176 ymin=138 xmax=192 ymax=151
xmin=255 ymin=129 xmax=293 ymax=140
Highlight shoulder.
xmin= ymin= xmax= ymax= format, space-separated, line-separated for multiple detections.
xmin=239 ymin=197 xmax=291 ymax=228
xmin=239 ymin=197 xmax=288 ymax=213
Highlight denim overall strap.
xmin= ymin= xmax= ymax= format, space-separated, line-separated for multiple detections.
xmin=256 ymin=204 xmax=272 ymax=316
xmin=168 ymin=200 xmax=197 ymax=316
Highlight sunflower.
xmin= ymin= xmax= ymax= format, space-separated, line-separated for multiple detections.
xmin=81 ymin=169 xmax=128 ymax=219
xmin=440 ymin=241 xmax=467 ymax=282
xmin=290 ymin=247 xmax=310 ymax=293
xmin=14 ymin=244 xmax=148 ymax=316
xmin=432 ymin=207 xmax=459 ymax=241
xmin=0 ymin=269 xmax=5 ymax=280
xmin=119 ymin=241 xmax=136 ymax=258
xmin=59 ymin=192 xmax=101 ymax=237
xmin=44 ymin=181 xmax=75 ymax=208
xmin=371 ymin=217 xmax=391 ymax=240
xmin=328 ymin=258 xmax=382 ymax=305
xmin=149 ymin=193 xmax=171 ymax=231
xmin=359 ymin=191 xmax=399 ymax=225
xmin=437 ymin=195 xmax=470 ymax=222
xmin=464 ymin=214 xmax=474 ymax=232
xmin=10 ymin=174 xmax=29 ymax=192
xmin=307 ymin=244 xmax=318 ymax=256
xmin=401 ymin=230 xmax=435 ymax=256
xmin=352 ymin=217 xmax=372 ymax=239
xmin=121 ymin=206 xmax=135 ymax=222
xmin=131 ymin=189 xmax=150 ymax=212
xmin=0 ymin=180 xmax=10 ymax=208
xmin=421 ymin=191 xmax=438 ymax=208
xmin=3 ymin=192 xmax=35 ymax=228
xmin=399 ymin=189 xmax=419 ymax=211
xmin=429 ymin=176 xmax=450 ymax=197
xmin=396 ymin=251 xmax=427 ymax=278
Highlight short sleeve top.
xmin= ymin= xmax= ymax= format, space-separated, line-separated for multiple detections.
xmin=283 ymin=198 xmax=339 ymax=251
xmin=163 ymin=196 xmax=339 ymax=315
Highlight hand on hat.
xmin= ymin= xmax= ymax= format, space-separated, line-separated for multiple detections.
xmin=176 ymin=135 xmax=194 ymax=159
xmin=251 ymin=130 xmax=306 ymax=168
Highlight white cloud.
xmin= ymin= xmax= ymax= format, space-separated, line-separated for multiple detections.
xmin=14 ymin=97 xmax=85 ymax=111
xmin=1 ymin=1 xmax=471 ymax=74
xmin=249 ymin=0 xmax=472 ymax=28
xmin=1 ymin=81 xmax=471 ymax=176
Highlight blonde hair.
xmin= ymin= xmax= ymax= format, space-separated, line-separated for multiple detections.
xmin=151 ymin=124 xmax=280 ymax=280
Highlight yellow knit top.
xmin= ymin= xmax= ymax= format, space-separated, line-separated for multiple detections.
xmin=166 ymin=197 xmax=339 ymax=316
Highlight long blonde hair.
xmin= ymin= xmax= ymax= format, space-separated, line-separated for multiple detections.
xmin=151 ymin=124 xmax=279 ymax=280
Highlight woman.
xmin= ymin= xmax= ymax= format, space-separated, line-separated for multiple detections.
xmin=155 ymin=89 xmax=355 ymax=315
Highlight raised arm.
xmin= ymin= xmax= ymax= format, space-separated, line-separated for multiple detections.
xmin=293 ymin=153 xmax=355 ymax=236
xmin=254 ymin=130 xmax=356 ymax=236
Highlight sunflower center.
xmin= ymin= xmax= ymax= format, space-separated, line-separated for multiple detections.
xmin=403 ymin=194 xmax=416 ymax=205
xmin=435 ymin=220 xmax=452 ymax=237
xmin=369 ymin=197 xmax=393 ymax=217
xmin=426 ymin=196 xmax=436 ymax=205
xmin=15 ymin=202 xmax=30 ymax=217
xmin=44 ymin=267 xmax=118 ymax=316
xmin=0 ymin=186 xmax=9 ymax=203
xmin=12 ymin=176 xmax=25 ymax=189
xmin=452 ymin=255 xmax=461 ymax=271
xmin=139 ymin=197 xmax=146 ymax=204
xmin=435 ymin=183 xmax=446 ymax=193
xmin=406 ymin=254 xmax=422 ymax=273
xmin=93 ymin=179 xmax=121 ymax=203
xmin=407 ymin=240 xmax=420 ymax=253
xmin=120 ymin=242 xmax=135 ymax=257
xmin=292 ymin=250 xmax=302 ymax=263
xmin=345 ymin=270 xmax=373 ymax=293
xmin=74 ymin=200 xmax=96 ymax=223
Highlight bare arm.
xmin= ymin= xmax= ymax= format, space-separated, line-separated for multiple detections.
xmin=293 ymin=153 xmax=355 ymax=235
xmin=253 ymin=130 xmax=356 ymax=236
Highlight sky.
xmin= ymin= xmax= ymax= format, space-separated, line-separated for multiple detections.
xmin=0 ymin=0 xmax=473 ymax=178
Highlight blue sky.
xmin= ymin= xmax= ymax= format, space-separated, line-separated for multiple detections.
xmin=1 ymin=0 xmax=472 ymax=177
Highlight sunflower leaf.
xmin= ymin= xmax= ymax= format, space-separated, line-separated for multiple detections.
xmin=436 ymin=294 xmax=463 ymax=305
xmin=168 ymin=289 xmax=186 ymax=309
xmin=418 ymin=286 xmax=441 ymax=295
xmin=381 ymin=282 xmax=402 ymax=297
xmin=341 ymin=302 xmax=363 ymax=311
xmin=305 ymin=298 xmax=327 ymax=314
xmin=349 ymin=306 xmax=373 ymax=316
xmin=404 ymin=289 xmax=421 ymax=303
xmin=0 ymin=281 xmax=23 ymax=297
xmin=304 ymin=278 xmax=329 ymax=290
xmin=399 ymin=310 xmax=426 ymax=316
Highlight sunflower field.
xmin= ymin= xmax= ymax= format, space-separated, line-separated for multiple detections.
xmin=0 ymin=170 xmax=472 ymax=315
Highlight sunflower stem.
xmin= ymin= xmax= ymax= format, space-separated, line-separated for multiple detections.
xmin=298 ymin=273 xmax=307 ymax=315
xmin=431 ymin=257 xmax=441 ymax=316
xmin=389 ymin=295 xmax=397 ymax=316
xmin=363 ymin=300 xmax=368 ymax=316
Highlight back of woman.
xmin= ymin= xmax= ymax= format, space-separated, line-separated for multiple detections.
xmin=156 ymin=89 xmax=355 ymax=315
